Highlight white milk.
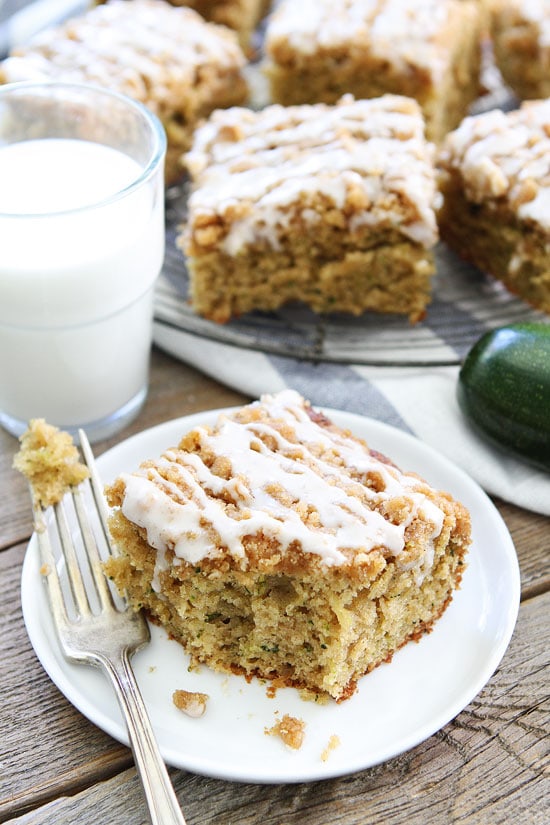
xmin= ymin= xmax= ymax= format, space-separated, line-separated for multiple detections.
xmin=0 ymin=138 xmax=164 ymax=433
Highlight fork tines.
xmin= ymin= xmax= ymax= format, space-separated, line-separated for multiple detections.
xmin=33 ymin=431 xmax=147 ymax=663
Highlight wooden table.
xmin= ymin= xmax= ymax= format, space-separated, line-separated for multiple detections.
xmin=1 ymin=347 xmax=548 ymax=824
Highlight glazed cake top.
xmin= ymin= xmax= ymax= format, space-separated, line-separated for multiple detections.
xmin=117 ymin=390 xmax=446 ymax=586
xmin=439 ymin=99 xmax=550 ymax=230
xmin=0 ymin=0 xmax=246 ymax=107
xmin=265 ymin=0 xmax=479 ymax=79
xmin=184 ymin=94 xmax=439 ymax=253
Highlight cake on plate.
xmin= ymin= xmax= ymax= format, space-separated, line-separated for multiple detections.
xmin=179 ymin=94 xmax=440 ymax=324
xmin=0 ymin=0 xmax=249 ymax=184
xmin=104 ymin=390 xmax=471 ymax=702
xmin=263 ymin=0 xmax=483 ymax=143
xmin=437 ymin=99 xmax=550 ymax=314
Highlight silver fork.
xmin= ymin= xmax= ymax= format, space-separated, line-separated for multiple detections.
xmin=32 ymin=430 xmax=187 ymax=825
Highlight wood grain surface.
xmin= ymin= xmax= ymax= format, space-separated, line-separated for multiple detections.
xmin=1 ymin=348 xmax=548 ymax=825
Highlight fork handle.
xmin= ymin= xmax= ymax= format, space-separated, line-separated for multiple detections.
xmin=101 ymin=648 xmax=187 ymax=825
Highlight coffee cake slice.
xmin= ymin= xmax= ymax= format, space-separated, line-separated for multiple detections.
xmin=104 ymin=390 xmax=471 ymax=702
xmin=179 ymin=94 xmax=440 ymax=323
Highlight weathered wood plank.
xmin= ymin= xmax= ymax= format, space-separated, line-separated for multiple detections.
xmin=493 ymin=497 xmax=550 ymax=596
xmin=2 ymin=560 xmax=547 ymax=824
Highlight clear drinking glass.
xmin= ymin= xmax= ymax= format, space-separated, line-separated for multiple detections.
xmin=0 ymin=82 xmax=166 ymax=442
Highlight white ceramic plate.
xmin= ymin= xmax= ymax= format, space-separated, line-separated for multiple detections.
xmin=21 ymin=408 xmax=520 ymax=784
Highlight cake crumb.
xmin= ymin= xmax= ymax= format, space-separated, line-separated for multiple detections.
xmin=172 ymin=689 xmax=209 ymax=718
xmin=265 ymin=714 xmax=306 ymax=750
xmin=13 ymin=419 xmax=89 ymax=508
xmin=0 ymin=0 xmax=249 ymax=185
xmin=321 ymin=734 xmax=341 ymax=762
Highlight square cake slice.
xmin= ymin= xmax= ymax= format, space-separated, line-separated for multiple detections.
xmin=437 ymin=100 xmax=550 ymax=314
xmin=263 ymin=0 xmax=483 ymax=143
xmin=490 ymin=0 xmax=550 ymax=100
xmin=179 ymin=94 xmax=440 ymax=323
xmin=0 ymin=0 xmax=249 ymax=184
xmin=104 ymin=390 xmax=471 ymax=702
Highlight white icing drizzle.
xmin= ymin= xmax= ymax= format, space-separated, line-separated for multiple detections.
xmin=0 ymin=0 xmax=246 ymax=105
xmin=184 ymin=95 xmax=439 ymax=254
xmin=440 ymin=99 xmax=550 ymax=231
xmin=119 ymin=390 xmax=445 ymax=588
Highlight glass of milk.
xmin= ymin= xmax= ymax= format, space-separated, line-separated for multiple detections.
xmin=0 ymin=82 xmax=166 ymax=442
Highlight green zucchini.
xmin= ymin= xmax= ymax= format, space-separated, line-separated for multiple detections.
xmin=457 ymin=322 xmax=550 ymax=471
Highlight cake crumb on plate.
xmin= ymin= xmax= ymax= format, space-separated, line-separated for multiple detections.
xmin=265 ymin=714 xmax=306 ymax=750
xmin=321 ymin=734 xmax=341 ymax=762
xmin=172 ymin=689 xmax=209 ymax=718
